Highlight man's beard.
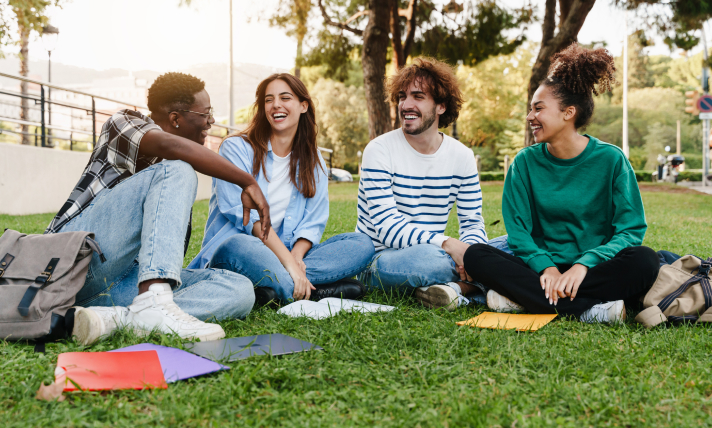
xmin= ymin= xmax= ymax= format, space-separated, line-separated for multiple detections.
xmin=402 ymin=106 xmax=437 ymax=135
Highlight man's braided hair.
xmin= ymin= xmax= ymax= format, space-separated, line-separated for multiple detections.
xmin=147 ymin=72 xmax=205 ymax=120
xmin=543 ymin=43 xmax=617 ymax=129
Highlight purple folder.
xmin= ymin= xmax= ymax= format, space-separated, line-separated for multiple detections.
xmin=110 ymin=343 xmax=229 ymax=383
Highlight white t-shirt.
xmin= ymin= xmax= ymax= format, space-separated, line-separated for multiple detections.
xmin=268 ymin=152 xmax=293 ymax=233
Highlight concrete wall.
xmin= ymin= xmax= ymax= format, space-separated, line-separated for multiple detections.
xmin=0 ymin=143 xmax=212 ymax=216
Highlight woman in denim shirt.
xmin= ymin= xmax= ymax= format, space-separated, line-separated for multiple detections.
xmin=189 ymin=74 xmax=375 ymax=306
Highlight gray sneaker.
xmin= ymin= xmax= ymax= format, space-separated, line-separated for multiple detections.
xmin=580 ymin=300 xmax=626 ymax=324
xmin=415 ymin=283 xmax=468 ymax=311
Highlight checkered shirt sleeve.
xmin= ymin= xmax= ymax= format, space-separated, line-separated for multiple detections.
xmin=45 ymin=110 xmax=161 ymax=234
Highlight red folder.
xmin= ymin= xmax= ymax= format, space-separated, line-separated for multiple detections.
xmin=55 ymin=351 xmax=167 ymax=391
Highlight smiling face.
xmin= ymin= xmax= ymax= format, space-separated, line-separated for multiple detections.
xmin=398 ymin=79 xmax=445 ymax=135
xmin=526 ymin=84 xmax=576 ymax=143
xmin=176 ymin=89 xmax=214 ymax=145
xmin=264 ymin=79 xmax=308 ymax=135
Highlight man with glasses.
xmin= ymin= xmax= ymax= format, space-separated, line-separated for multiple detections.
xmin=48 ymin=72 xmax=271 ymax=345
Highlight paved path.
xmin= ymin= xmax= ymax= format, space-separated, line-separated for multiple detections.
xmin=677 ymin=181 xmax=712 ymax=195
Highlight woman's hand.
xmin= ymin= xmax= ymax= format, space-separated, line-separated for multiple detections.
xmin=241 ymin=183 xmax=271 ymax=241
xmin=292 ymin=254 xmax=307 ymax=275
xmin=551 ymin=264 xmax=588 ymax=304
xmin=286 ymin=263 xmax=315 ymax=301
xmin=540 ymin=266 xmax=562 ymax=305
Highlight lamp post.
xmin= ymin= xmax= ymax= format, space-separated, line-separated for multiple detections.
xmin=42 ymin=24 xmax=59 ymax=148
xmin=228 ymin=0 xmax=234 ymax=128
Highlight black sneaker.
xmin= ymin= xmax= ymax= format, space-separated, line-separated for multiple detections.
xmin=311 ymin=278 xmax=366 ymax=301
xmin=254 ymin=287 xmax=280 ymax=309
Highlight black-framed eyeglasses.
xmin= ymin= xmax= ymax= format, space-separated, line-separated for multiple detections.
xmin=173 ymin=107 xmax=214 ymax=119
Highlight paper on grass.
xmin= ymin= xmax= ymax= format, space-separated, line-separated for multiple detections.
xmin=55 ymin=351 xmax=167 ymax=391
xmin=277 ymin=298 xmax=395 ymax=320
xmin=457 ymin=312 xmax=557 ymax=331
xmin=110 ymin=343 xmax=229 ymax=383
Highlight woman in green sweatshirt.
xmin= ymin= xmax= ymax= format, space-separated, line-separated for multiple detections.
xmin=461 ymin=44 xmax=659 ymax=323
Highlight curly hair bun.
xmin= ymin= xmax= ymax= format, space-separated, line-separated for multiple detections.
xmin=547 ymin=43 xmax=616 ymax=96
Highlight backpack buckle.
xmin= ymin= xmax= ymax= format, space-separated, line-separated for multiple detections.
xmin=699 ymin=262 xmax=711 ymax=277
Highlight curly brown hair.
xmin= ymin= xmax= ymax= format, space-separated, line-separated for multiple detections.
xmin=385 ymin=57 xmax=463 ymax=129
xmin=542 ymin=43 xmax=617 ymax=129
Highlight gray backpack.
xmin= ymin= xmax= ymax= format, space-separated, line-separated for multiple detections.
xmin=0 ymin=229 xmax=104 ymax=347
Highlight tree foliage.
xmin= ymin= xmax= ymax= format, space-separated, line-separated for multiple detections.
xmin=310 ymin=77 xmax=369 ymax=167
xmin=412 ymin=1 xmax=532 ymax=66
xmin=313 ymin=0 xmax=534 ymax=139
xmin=617 ymin=1 xmax=712 ymax=51
xmin=264 ymin=0 xmax=312 ymax=77
xmin=0 ymin=0 xmax=61 ymax=55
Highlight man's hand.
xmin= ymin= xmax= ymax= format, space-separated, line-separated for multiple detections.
xmin=540 ymin=266 xmax=562 ymax=305
xmin=442 ymin=238 xmax=470 ymax=267
xmin=457 ymin=265 xmax=473 ymax=282
xmin=551 ymin=264 xmax=588 ymax=304
xmin=242 ymin=184 xmax=270 ymax=241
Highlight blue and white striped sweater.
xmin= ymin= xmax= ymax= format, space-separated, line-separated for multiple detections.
xmin=355 ymin=129 xmax=488 ymax=251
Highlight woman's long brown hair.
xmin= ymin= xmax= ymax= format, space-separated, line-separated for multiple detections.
xmin=228 ymin=73 xmax=322 ymax=198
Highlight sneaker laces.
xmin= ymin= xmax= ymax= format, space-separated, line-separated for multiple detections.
xmin=155 ymin=293 xmax=201 ymax=323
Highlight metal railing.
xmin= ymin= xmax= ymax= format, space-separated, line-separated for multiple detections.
xmin=0 ymin=71 xmax=246 ymax=151
xmin=0 ymin=71 xmax=334 ymax=169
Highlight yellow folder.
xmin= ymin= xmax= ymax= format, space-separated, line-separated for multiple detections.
xmin=457 ymin=312 xmax=557 ymax=332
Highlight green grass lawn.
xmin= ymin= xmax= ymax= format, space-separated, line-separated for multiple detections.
xmin=2 ymin=182 xmax=712 ymax=427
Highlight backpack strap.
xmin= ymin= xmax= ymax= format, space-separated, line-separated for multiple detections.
xmin=658 ymin=258 xmax=711 ymax=313
xmin=696 ymin=272 xmax=712 ymax=324
xmin=17 ymin=258 xmax=60 ymax=317
xmin=0 ymin=253 xmax=15 ymax=278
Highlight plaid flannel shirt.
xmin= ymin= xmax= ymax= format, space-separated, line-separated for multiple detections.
xmin=45 ymin=110 xmax=161 ymax=234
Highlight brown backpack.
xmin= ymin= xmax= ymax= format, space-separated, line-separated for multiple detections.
xmin=0 ymin=229 xmax=104 ymax=347
xmin=636 ymin=255 xmax=712 ymax=328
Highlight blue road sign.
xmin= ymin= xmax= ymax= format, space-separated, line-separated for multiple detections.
xmin=697 ymin=95 xmax=712 ymax=112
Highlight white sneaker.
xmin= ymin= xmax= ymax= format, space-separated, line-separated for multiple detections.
xmin=486 ymin=289 xmax=524 ymax=313
xmin=415 ymin=283 xmax=465 ymax=311
xmin=580 ymin=300 xmax=626 ymax=324
xmin=72 ymin=306 xmax=128 ymax=346
xmin=127 ymin=283 xmax=225 ymax=341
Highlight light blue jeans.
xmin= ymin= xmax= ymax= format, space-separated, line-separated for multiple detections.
xmin=359 ymin=235 xmax=512 ymax=294
xmin=207 ymin=232 xmax=376 ymax=303
xmin=60 ymin=160 xmax=255 ymax=320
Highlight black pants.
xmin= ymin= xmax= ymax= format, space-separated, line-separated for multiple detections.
xmin=463 ymin=244 xmax=660 ymax=317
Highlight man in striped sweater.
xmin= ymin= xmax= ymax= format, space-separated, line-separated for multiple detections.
xmin=356 ymin=57 xmax=488 ymax=311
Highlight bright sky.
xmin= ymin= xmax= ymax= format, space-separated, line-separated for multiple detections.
xmin=22 ymin=0 xmax=691 ymax=72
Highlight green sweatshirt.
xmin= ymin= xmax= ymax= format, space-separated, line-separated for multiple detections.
xmin=502 ymin=135 xmax=647 ymax=273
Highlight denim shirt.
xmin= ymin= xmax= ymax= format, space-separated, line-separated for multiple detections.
xmin=188 ymin=136 xmax=329 ymax=269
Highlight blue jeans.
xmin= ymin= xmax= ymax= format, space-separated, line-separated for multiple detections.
xmin=359 ymin=235 xmax=513 ymax=294
xmin=207 ymin=232 xmax=376 ymax=303
xmin=60 ymin=160 xmax=255 ymax=320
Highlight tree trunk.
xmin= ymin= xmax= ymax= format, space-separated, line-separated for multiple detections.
xmin=19 ymin=25 xmax=31 ymax=145
xmin=389 ymin=0 xmax=404 ymax=129
xmin=295 ymin=34 xmax=303 ymax=79
xmin=524 ymin=0 xmax=596 ymax=146
xmin=362 ymin=0 xmax=392 ymax=140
